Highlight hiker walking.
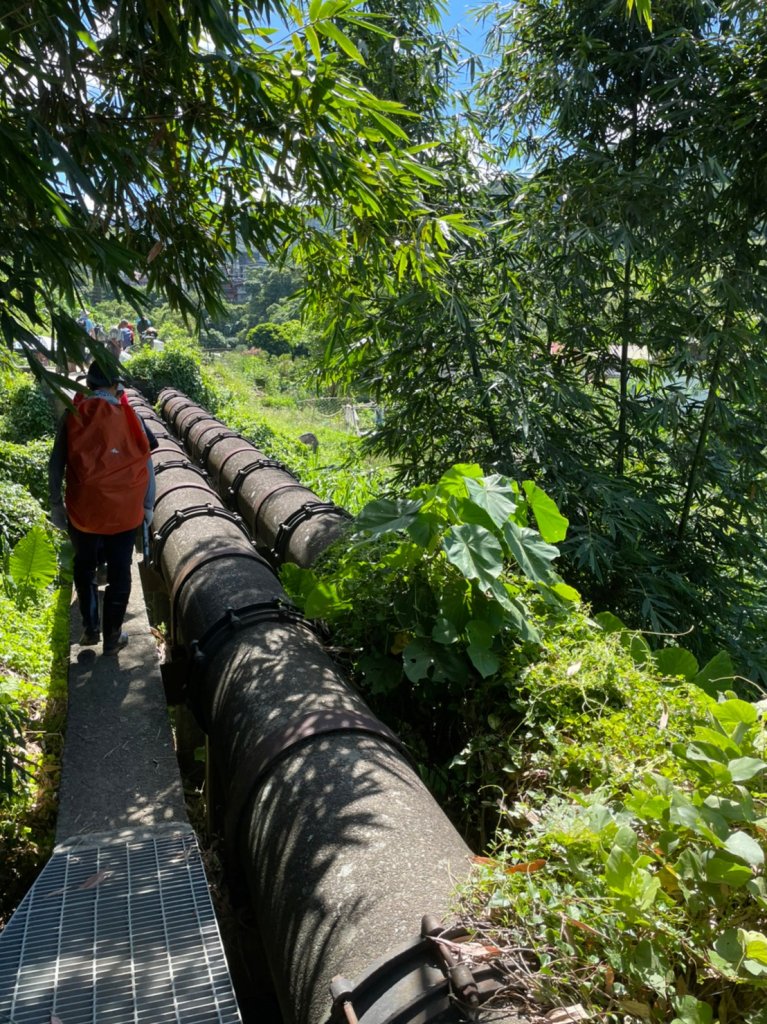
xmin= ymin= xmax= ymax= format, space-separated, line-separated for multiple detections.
xmin=49 ymin=363 xmax=156 ymax=655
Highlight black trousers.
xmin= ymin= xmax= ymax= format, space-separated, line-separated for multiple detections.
xmin=68 ymin=523 xmax=137 ymax=639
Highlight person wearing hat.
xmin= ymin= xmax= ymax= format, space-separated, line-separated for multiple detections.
xmin=106 ymin=326 xmax=123 ymax=360
xmin=49 ymin=362 xmax=156 ymax=655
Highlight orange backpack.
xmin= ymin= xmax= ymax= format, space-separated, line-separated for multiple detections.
xmin=65 ymin=398 xmax=150 ymax=534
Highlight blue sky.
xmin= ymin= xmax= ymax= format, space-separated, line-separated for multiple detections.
xmin=441 ymin=0 xmax=488 ymax=57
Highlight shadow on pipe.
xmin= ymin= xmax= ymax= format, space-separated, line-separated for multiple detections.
xmin=125 ymin=389 xmax=502 ymax=1024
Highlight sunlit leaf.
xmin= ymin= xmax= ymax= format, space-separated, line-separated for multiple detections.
xmin=465 ymin=475 xmax=517 ymax=529
xmin=443 ymin=524 xmax=503 ymax=589
xmin=502 ymin=520 xmax=559 ymax=583
xmin=522 ymin=481 xmax=569 ymax=542
xmin=724 ymin=830 xmax=764 ymax=866
xmin=654 ymin=646 xmax=699 ymax=681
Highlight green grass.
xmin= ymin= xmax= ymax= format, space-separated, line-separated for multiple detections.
xmin=0 ymin=580 xmax=70 ymax=925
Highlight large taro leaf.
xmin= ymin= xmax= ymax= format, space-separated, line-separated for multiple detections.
xmin=355 ymin=497 xmax=423 ymax=538
xmin=442 ymin=523 xmax=504 ymax=591
xmin=464 ymin=475 xmax=517 ymax=530
xmin=502 ymin=520 xmax=559 ymax=584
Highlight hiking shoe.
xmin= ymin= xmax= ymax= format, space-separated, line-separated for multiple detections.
xmin=79 ymin=629 xmax=100 ymax=646
xmin=103 ymin=631 xmax=129 ymax=655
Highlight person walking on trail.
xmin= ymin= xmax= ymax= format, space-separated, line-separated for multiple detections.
xmin=48 ymin=362 xmax=156 ymax=655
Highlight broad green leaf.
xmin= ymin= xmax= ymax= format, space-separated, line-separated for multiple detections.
xmin=280 ymin=562 xmax=317 ymax=603
xmin=671 ymin=995 xmax=713 ymax=1024
xmin=713 ymin=928 xmax=743 ymax=967
xmin=605 ymin=845 xmax=634 ymax=892
xmin=9 ymin=526 xmax=57 ymax=589
xmin=629 ymin=632 xmax=652 ymax=665
xmin=704 ymin=792 xmax=756 ymax=823
xmin=613 ymin=824 xmax=639 ymax=857
xmin=714 ymin=700 xmax=757 ymax=728
xmin=692 ymin=725 xmax=742 ymax=757
xmin=522 ymin=480 xmax=569 ymax=542
xmin=467 ymin=642 xmax=500 ymax=678
xmin=407 ymin=511 xmax=442 ymax=549
xmin=465 ymin=475 xmax=517 ymax=529
xmin=594 ymin=611 xmax=626 ymax=633
xmin=654 ymin=646 xmax=699 ymax=680
xmin=502 ymin=520 xmax=559 ymax=584
xmin=728 ymin=757 xmax=767 ymax=783
xmin=704 ymin=853 xmax=753 ymax=887
xmin=685 ymin=740 xmax=729 ymax=766
xmin=625 ymin=789 xmax=670 ymax=820
xmin=355 ymin=497 xmax=422 ymax=538
xmin=740 ymin=930 xmax=767 ymax=966
xmin=466 ymin=619 xmax=496 ymax=648
xmin=696 ymin=650 xmax=734 ymax=692
xmin=443 ymin=524 xmax=503 ymax=589
xmin=552 ymin=581 xmax=580 ymax=602
xmin=465 ymin=619 xmax=499 ymax=677
xmin=632 ymin=940 xmax=670 ymax=992
xmin=358 ymin=654 xmax=401 ymax=696
xmin=435 ymin=463 xmax=484 ymax=500
xmin=487 ymin=580 xmax=540 ymax=643
xmin=304 ymin=581 xmax=350 ymax=618
xmin=402 ymin=639 xmax=434 ymax=682
xmin=724 ymin=830 xmax=764 ymax=866
xmin=669 ymin=793 xmax=703 ymax=831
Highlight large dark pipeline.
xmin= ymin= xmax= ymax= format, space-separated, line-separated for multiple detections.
xmin=124 ymin=390 xmax=503 ymax=1024
xmin=157 ymin=389 xmax=350 ymax=568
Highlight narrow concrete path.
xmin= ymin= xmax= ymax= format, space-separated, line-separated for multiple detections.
xmin=55 ymin=556 xmax=188 ymax=841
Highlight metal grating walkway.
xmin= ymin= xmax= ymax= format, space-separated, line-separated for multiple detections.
xmin=0 ymin=824 xmax=241 ymax=1024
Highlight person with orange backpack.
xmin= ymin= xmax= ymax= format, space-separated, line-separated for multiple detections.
xmin=49 ymin=362 xmax=156 ymax=655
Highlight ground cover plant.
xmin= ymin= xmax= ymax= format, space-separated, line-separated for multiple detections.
xmin=281 ymin=461 xmax=766 ymax=1020
xmin=0 ymin=525 xmax=69 ymax=925
xmin=0 ymin=361 xmax=69 ymax=925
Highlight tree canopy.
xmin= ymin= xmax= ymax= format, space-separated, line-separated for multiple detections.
xmin=315 ymin=0 xmax=767 ymax=679
xmin=0 ymin=0 xmax=459 ymax=377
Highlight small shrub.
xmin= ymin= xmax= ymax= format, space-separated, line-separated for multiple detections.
xmin=0 ymin=483 xmax=46 ymax=548
xmin=246 ymin=322 xmax=292 ymax=356
xmin=123 ymin=341 xmax=221 ymax=409
xmin=0 ymin=439 xmax=53 ymax=506
xmin=0 ymin=375 xmax=56 ymax=442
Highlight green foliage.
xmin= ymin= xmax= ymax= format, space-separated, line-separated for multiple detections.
xmin=1 ymin=0 xmax=471 ymax=397
xmin=246 ymin=265 xmax=305 ymax=323
xmin=0 ymin=527 xmax=62 ymax=810
xmin=0 ymin=482 xmax=46 ymax=549
xmin=0 ymin=577 xmax=66 ymax=922
xmin=5 ymin=527 xmax=58 ymax=612
xmin=595 ymin=610 xmax=739 ymax=700
xmin=282 ymin=463 xmax=583 ymax=827
xmin=0 ymin=684 xmax=26 ymax=802
xmin=316 ymin=1 xmax=767 ymax=682
xmin=0 ymin=439 xmax=53 ymax=506
xmin=0 ymin=373 xmax=56 ymax=443
xmin=246 ymin=322 xmax=293 ymax=357
xmin=467 ymin=697 xmax=767 ymax=1022
xmin=285 ymin=461 xmax=575 ymax=667
xmin=123 ymin=341 xmax=220 ymax=409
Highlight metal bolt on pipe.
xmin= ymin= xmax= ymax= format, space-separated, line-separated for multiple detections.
xmin=128 ymin=390 xmax=501 ymax=1024
xmin=158 ymin=389 xmax=351 ymax=568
